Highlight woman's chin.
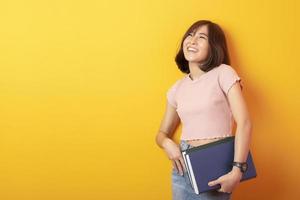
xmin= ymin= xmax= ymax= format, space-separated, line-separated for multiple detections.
xmin=185 ymin=58 xmax=202 ymax=63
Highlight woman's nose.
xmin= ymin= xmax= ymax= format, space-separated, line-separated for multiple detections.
xmin=190 ymin=36 xmax=197 ymax=44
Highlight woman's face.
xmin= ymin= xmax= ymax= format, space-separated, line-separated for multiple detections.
xmin=183 ymin=25 xmax=210 ymax=64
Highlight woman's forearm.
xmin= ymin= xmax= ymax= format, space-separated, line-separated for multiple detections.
xmin=232 ymin=121 xmax=252 ymax=166
xmin=155 ymin=131 xmax=172 ymax=149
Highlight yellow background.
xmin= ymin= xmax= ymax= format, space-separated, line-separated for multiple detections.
xmin=0 ymin=0 xmax=299 ymax=199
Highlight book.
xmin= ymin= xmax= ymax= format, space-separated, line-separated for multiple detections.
xmin=181 ymin=136 xmax=257 ymax=194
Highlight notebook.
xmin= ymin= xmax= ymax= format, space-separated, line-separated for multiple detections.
xmin=181 ymin=136 xmax=257 ymax=194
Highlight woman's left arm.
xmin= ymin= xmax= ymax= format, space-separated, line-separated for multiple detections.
xmin=208 ymin=82 xmax=253 ymax=193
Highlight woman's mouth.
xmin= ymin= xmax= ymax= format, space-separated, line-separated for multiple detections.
xmin=187 ymin=46 xmax=198 ymax=53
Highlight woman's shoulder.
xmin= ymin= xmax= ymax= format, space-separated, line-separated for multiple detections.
xmin=171 ymin=74 xmax=187 ymax=85
xmin=215 ymin=63 xmax=229 ymax=69
xmin=217 ymin=63 xmax=238 ymax=73
xmin=167 ymin=75 xmax=187 ymax=91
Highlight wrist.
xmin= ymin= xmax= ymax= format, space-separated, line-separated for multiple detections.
xmin=162 ymin=138 xmax=172 ymax=149
xmin=232 ymin=161 xmax=248 ymax=174
xmin=231 ymin=166 xmax=243 ymax=177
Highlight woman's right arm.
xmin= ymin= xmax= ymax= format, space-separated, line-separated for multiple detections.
xmin=155 ymin=100 xmax=186 ymax=176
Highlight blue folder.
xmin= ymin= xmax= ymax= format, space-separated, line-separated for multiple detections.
xmin=181 ymin=136 xmax=257 ymax=194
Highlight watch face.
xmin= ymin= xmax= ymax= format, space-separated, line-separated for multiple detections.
xmin=233 ymin=162 xmax=248 ymax=173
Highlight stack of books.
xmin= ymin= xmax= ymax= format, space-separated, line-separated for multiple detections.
xmin=181 ymin=136 xmax=257 ymax=194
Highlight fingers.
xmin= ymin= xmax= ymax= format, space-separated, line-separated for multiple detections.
xmin=208 ymin=175 xmax=233 ymax=194
xmin=217 ymin=189 xmax=232 ymax=194
xmin=208 ymin=179 xmax=231 ymax=194
xmin=175 ymin=159 xmax=183 ymax=175
xmin=208 ymin=179 xmax=220 ymax=186
xmin=178 ymin=157 xmax=186 ymax=172
xmin=172 ymin=158 xmax=185 ymax=176
xmin=168 ymin=145 xmax=186 ymax=176
xmin=172 ymin=160 xmax=178 ymax=173
xmin=209 ymin=177 xmax=232 ymax=194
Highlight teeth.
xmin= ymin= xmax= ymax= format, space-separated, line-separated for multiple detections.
xmin=187 ymin=47 xmax=198 ymax=52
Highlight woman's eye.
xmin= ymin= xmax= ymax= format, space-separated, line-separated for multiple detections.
xmin=188 ymin=33 xmax=193 ymax=36
xmin=199 ymin=36 xmax=206 ymax=39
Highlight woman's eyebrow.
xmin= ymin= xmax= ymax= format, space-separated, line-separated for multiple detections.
xmin=197 ymin=32 xmax=208 ymax=37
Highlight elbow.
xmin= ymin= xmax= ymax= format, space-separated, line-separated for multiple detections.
xmin=155 ymin=132 xmax=160 ymax=145
xmin=155 ymin=130 xmax=167 ymax=144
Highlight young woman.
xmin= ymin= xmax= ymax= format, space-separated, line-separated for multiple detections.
xmin=155 ymin=20 xmax=252 ymax=200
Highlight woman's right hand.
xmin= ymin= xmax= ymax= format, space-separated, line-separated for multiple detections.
xmin=162 ymin=138 xmax=186 ymax=176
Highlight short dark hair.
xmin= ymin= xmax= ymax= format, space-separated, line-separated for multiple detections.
xmin=175 ymin=20 xmax=231 ymax=73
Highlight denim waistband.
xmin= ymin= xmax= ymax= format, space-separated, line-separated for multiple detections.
xmin=179 ymin=140 xmax=194 ymax=151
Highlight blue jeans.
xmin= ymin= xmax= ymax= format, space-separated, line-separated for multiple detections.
xmin=171 ymin=140 xmax=232 ymax=200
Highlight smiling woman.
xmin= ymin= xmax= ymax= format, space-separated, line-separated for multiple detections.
xmin=175 ymin=20 xmax=230 ymax=74
xmin=155 ymin=19 xmax=252 ymax=200
xmin=183 ymin=26 xmax=210 ymax=66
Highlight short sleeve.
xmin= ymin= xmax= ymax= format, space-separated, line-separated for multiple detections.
xmin=166 ymin=79 xmax=181 ymax=108
xmin=218 ymin=65 xmax=243 ymax=95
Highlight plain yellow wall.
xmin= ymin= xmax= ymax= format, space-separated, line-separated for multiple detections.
xmin=0 ymin=0 xmax=299 ymax=199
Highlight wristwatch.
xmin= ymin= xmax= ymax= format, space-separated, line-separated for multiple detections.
xmin=232 ymin=161 xmax=248 ymax=173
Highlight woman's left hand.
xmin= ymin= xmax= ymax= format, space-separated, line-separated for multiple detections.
xmin=208 ymin=168 xmax=243 ymax=194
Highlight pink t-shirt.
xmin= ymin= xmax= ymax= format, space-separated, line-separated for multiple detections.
xmin=166 ymin=63 xmax=243 ymax=140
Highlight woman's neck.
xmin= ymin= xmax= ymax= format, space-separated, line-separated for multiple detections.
xmin=188 ymin=62 xmax=206 ymax=80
